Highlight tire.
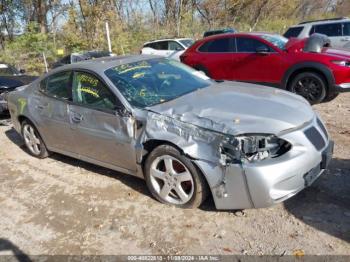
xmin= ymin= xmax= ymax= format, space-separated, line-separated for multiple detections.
xmin=323 ymin=92 xmax=339 ymax=103
xmin=144 ymin=144 xmax=208 ymax=208
xmin=21 ymin=120 xmax=49 ymax=158
xmin=288 ymin=72 xmax=327 ymax=104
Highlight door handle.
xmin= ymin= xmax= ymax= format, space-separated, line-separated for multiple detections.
xmin=36 ymin=103 xmax=48 ymax=110
xmin=341 ymin=37 xmax=350 ymax=42
xmin=71 ymin=112 xmax=83 ymax=123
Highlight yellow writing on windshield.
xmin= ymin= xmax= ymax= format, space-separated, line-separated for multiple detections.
xmin=133 ymin=72 xmax=145 ymax=79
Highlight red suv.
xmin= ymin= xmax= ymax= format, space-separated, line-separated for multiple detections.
xmin=180 ymin=32 xmax=350 ymax=103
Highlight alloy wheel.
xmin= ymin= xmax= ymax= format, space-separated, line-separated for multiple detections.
xmin=293 ymin=76 xmax=324 ymax=103
xmin=23 ymin=124 xmax=42 ymax=156
xmin=149 ymin=155 xmax=194 ymax=205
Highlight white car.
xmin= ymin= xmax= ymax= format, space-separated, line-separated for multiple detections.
xmin=141 ymin=38 xmax=194 ymax=61
xmin=283 ymin=17 xmax=350 ymax=49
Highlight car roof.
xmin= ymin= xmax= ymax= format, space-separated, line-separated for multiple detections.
xmin=144 ymin=38 xmax=192 ymax=44
xmin=289 ymin=17 xmax=350 ymax=27
xmin=48 ymin=55 xmax=161 ymax=75
xmin=201 ymin=32 xmax=280 ymax=40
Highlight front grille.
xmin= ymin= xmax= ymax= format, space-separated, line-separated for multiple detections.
xmin=304 ymin=126 xmax=325 ymax=151
xmin=317 ymin=118 xmax=328 ymax=139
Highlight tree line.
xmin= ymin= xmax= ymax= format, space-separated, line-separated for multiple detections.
xmin=0 ymin=0 xmax=348 ymax=74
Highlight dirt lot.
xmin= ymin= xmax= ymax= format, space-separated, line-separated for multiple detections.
xmin=0 ymin=93 xmax=349 ymax=256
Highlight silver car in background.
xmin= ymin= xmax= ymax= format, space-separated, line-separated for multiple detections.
xmin=7 ymin=56 xmax=333 ymax=209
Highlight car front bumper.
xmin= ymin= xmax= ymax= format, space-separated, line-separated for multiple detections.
xmin=334 ymin=83 xmax=350 ymax=92
xmin=196 ymin=116 xmax=333 ymax=210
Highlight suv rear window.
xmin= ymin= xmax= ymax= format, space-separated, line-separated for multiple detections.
xmin=343 ymin=22 xmax=350 ymax=36
xmin=144 ymin=41 xmax=168 ymax=50
xmin=198 ymin=38 xmax=232 ymax=52
xmin=283 ymin=26 xmax=303 ymax=38
xmin=311 ymin=23 xmax=342 ymax=37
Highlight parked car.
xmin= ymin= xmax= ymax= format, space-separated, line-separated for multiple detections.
xmin=180 ymin=32 xmax=350 ymax=103
xmin=7 ymin=55 xmax=333 ymax=210
xmin=141 ymin=38 xmax=194 ymax=61
xmin=283 ymin=17 xmax=350 ymax=49
xmin=52 ymin=50 xmax=115 ymax=68
xmin=203 ymin=28 xmax=236 ymax=38
xmin=0 ymin=63 xmax=37 ymax=114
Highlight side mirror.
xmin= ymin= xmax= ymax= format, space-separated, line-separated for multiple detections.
xmin=19 ymin=69 xmax=26 ymax=74
xmin=256 ymin=46 xmax=270 ymax=55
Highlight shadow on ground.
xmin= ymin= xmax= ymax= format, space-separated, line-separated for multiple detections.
xmin=4 ymin=127 xmax=152 ymax=200
xmin=284 ymin=158 xmax=350 ymax=243
xmin=0 ymin=238 xmax=31 ymax=261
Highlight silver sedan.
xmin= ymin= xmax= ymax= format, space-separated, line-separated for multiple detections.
xmin=7 ymin=56 xmax=333 ymax=209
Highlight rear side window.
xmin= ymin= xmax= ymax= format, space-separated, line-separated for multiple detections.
xmin=311 ymin=23 xmax=342 ymax=37
xmin=41 ymin=71 xmax=71 ymax=99
xmin=198 ymin=38 xmax=232 ymax=52
xmin=236 ymin=37 xmax=272 ymax=53
xmin=168 ymin=41 xmax=184 ymax=51
xmin=343 ymin=22 xmax=350 ymax=36
xmin=283 ymin=27 xmax=303 ymax=38
xmin=153 ymin=41 xmax=168 ymax=50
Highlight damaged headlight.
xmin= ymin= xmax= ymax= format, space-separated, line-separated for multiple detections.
xmin=221 ymin=134 xmax=291 ymax=163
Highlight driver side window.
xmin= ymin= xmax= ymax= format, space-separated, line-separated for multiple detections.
xmin=236 ymin=37 xmax=272 ymax=53
xmin=72 ymin=71 xmax=117 ymax=111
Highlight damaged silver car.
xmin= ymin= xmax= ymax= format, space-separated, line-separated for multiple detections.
xmin=7 ymin=56 xmax=333 ymax=209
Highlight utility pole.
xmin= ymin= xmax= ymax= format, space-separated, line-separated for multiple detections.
xmin=105 ymin=21 xmax=112 ymax=53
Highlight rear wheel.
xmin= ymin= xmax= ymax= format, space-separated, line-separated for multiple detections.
xmin=144 ymin=144 xmax=208 ymax=208
xmin=289 ymin=72 xmax=327 ymax=104
xmin=21 ymin=120 xmax=49 ymax=158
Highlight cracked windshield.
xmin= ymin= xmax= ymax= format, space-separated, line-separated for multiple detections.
xmin=105 ymin=58 xmax=212 ymax=108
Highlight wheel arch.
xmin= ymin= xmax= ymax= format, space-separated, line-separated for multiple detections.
xmin=141 ymin=139 xmax=212 ymax=197
xmin=282 ymin=62 xmax=335 ymax=91
xmin=17 ymin=115 xmax=47 ymax=145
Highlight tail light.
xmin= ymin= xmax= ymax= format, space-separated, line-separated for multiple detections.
xmin=180 ymin=54 xmax=187 ymax=63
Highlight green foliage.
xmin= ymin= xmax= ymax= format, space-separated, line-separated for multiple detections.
xmin=0 ymin=0 xmax=348 ymax=75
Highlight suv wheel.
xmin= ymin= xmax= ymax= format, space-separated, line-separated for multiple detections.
xmin=144 ymin=145 xmax=208 ymax=208
xmin=21 ymin=120 xmax=49 ymax=158
xmin=289 ymin=72 xmax=327 ymax=104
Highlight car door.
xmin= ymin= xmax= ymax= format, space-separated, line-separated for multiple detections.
xmin=168 ymin=41 xmax=185 ymax=61
xmin=196 ymin=36 xmax=234 ymax=80
xmin=311 ymin=22 xmax=343 ymax=48
xmin=232 ymin=36 xmax=284 ymax=84
xmin=30 ymin=70 xmax=76 ymax=152
xmin=341 ymin=22 xmax=350 ymax=48
xmin=68 ymin=70 xmax=136 ymax=171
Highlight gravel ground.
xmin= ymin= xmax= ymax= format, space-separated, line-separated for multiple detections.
xmin=0 ymin=93 xmax=349 ymax=256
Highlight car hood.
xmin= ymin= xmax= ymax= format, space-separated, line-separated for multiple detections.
xmin=322 ymin=47 xmax=350 ymax=59
xmin=0 ymin=75 xmax=38 ymax=89
xmin=147 ymin=81 xmax=315 ymax=136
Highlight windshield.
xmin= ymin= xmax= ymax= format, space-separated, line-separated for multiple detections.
xmin=260 ymin=35 xmax=288 ymax=50
xmin=105 ymin=58 xmax=212 ymax=108
xmin=179 ymin=39 xmax=194 ymax=47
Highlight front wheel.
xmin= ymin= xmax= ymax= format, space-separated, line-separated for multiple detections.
xmin=144 ymin=145 xmax=208 ymax=208
xmin=289 ymin=72 xmax=327 ymax=104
